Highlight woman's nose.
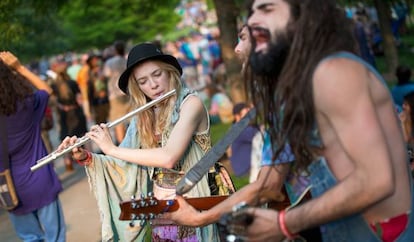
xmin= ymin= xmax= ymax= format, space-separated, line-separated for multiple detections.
xmin=149 ymin=78 xmax=158 ymax=88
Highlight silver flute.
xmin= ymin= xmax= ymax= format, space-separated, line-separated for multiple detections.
xmin=30 ymin=89 xmax=176 ymax=172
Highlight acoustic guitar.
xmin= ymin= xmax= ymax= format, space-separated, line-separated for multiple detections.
xmin=118 ymin=187 xmax=321 ymax=241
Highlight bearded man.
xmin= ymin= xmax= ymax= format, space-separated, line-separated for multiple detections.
xmin=243 ymin=0 xmax=414 ymax=241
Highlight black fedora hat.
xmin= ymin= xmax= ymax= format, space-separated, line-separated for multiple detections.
xmin=118 ymin=43 xmax=183 ymax=94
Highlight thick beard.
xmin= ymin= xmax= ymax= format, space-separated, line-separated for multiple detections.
xmin=249 ymin=33 xmax=291 ymax=80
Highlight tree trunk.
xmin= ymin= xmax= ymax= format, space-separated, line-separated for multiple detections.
xmin=373 ymin=0 xmax=399 ymax=76
xmin=212 ymin=0 xmax=246 ymax=103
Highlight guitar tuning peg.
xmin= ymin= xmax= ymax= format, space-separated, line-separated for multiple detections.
xmin=131 ymin=214 xmax=138 ymax=220
xmin=147 ymin=192 xmax=154 ymax=197
xmin=148 ymin=198 xmax=157 ymax=206
xmin=139 ymin=220 xmax=146 ymax=226
xmin=130 ymin=196 xmax=138 ymax=209
xmin=140 ymin=193 xmax=145 ymax=199
xmin=139 ymin=198 xmax=148 ymax=207
xmin=129 ymin=221 xmax=135 ymax=228
xmin=148 ymin=213 xmax=156 ymax=219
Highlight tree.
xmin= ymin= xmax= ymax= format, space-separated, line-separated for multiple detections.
xmin=373 ymin=0 xmax=399 ymax=74
xmin=0 ymin=0 xmax=69 ymax=61
xmin=212 ymin=0 xmax=245 ymax=103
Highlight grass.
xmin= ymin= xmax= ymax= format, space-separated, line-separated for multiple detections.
xmin=210 ymin=122 xmax=250 ymax=189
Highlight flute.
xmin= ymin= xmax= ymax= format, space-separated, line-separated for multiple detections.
xmin=31 ymin=89 xmax=176 ymax=172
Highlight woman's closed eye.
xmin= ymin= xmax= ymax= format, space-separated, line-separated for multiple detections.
xmin=153 ymin=69 xmax=162 ymax=77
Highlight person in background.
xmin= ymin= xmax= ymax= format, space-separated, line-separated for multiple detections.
xmin=235 ymin=24 xmax=252 ymax=72
xmin=204 ymin=83 xmax=234 ymax=125
xmin=103 ymin=40 xmax=131 ymax=144
xmin=58 ymin=43 xmax=224 ymax=241
xmin=76 ymin=53 xmax=92 ymax=122
xmin=399 ymin=91 xmax=414 ymax=175
xmin=51 ymin=57 xmax=88 ymax=172
xmin=391 ymin=65 xmax=414 ymax=108
xmin=234 ymin=24 xmax=263 ymax=182
xmin=87 ymin=54 xmax=109 ymax=124
xmin=0 ymin=51 xmax=66 ymax=241
xmin=66 ymin=54 xmax=82 ymax=81
xmin=228 ymin=103 xmax=260 ymax=179
xmin=353 ymin=9 xmax=376 ymax=68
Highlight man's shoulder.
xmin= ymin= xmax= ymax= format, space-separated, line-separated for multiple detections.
xmin=314 ymin=54 xmax=368 ymax=83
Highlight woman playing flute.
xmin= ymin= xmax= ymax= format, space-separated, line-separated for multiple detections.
xmin=59 ymin=43 xmax=223 ymax=241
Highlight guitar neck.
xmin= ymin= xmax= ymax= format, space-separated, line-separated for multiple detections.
xmin=119 ymin=195 xmax=228 ymax=221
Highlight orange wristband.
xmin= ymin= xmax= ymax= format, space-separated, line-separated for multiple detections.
xmin=278 ymin=210 xmax=298 ymax=240
xmin=75 ymin=151 xmax=92 ymax=166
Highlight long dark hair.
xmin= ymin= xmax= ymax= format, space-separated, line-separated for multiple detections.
xmin=0 ymin=61 xmax=34 ymax=115
xmin=246 ymin=0 xmax=358 ymax=169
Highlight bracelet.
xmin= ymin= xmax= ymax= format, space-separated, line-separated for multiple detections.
xmin=278 ymin=210 xmax=298 ymax=240
xmin=75 ymin=151 xmax=92 ymax=166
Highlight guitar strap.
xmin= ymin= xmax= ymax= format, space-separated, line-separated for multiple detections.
xmin=176 ymin=108 xmax=256 ymax=195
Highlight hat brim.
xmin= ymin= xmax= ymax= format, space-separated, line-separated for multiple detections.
xmin=118 ymin=55 xmax=183 ymax=94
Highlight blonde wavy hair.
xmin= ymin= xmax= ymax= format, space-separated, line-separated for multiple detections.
xmin=127 ymin=60 xmax=182 ymax=148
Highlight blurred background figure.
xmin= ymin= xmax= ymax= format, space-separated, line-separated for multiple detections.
xmin=392 ymin=65 xmax=414 ymax=108
xmin=204 ymin=83 xmax=233 ymax=125
xmin=76 ymin=53 xmax=92 ymax=122
xmin=67 ymin=54 xmax=82 ymax=81
xmin=399 ymin=91 xmax=414 ymax=176
xmin=86 ymin=54 xmax=109 ymax=125
xmin=103 ymin=40 xmax=131 ymax=144
xmin=50 ymin=56 xmax=88 ymax=172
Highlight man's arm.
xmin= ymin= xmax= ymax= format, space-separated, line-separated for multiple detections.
xmin=286 ymin=58 xmax=395 ymax=231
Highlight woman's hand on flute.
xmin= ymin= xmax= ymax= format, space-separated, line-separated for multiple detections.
xmin=58 ymin=136 xmax=88 ymax=160
xmin=87 ymin=123 xmax=116 ymax=156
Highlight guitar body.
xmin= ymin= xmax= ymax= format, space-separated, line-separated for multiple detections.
xmin=219 ymin=186 xmax=322 ymax=242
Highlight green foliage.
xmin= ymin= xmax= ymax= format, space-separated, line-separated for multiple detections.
xmin=1 ymin=0 xmax=181 ymax=61
xmin=231 ymin=175 xmax=250 ymax=190
xmin=59 ymin=0 xmax=181 ymax=51
xmin=210 ymin=122 xmax=250 ymax=189
xmin=59 ymin=0 xmax=180 ymax=49
xmin=0 ymin=0 xmax=68 ymax=60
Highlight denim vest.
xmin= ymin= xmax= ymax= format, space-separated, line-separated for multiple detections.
xmin=306 ymin=52 xmax=414 ymax=241
xmin=308 ymin=158 xmax=414 ymax=241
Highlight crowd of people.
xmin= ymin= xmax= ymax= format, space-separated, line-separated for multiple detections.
xmin=1 ymin=0 xmax=414 ymax=241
